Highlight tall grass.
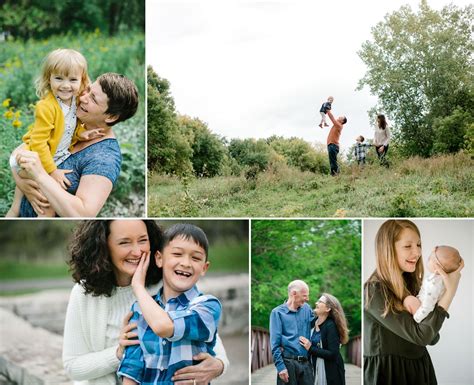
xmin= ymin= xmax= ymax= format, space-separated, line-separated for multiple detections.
xmin=148 ymin=152 xmax=473 ymax=217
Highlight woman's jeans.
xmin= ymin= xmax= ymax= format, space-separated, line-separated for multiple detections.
xmin=327 ymin=143 xmax=339 ymax=175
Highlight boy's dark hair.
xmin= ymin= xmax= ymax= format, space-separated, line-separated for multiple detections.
xmin=342 ymin=117 xmax=348 ymax=124
xmin=97 ymin=72 xmax=139 ymax=126
xmin=359 ymin=135 xmax=365 ymax=142
xmin=163 ymin=224 xmax=209 ymax=260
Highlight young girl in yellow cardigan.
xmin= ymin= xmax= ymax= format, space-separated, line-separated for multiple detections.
xmin=7 ymin=49 xmax=101 ymax=217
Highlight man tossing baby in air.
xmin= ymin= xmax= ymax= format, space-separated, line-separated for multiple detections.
xmin=403 ymin=245 xmax=462 ymax=323
xmin=118 ymin=224 xmax=221 ymax=385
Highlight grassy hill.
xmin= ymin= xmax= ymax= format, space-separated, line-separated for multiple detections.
xmin=148 ymin=152 xmax=473 ymax=217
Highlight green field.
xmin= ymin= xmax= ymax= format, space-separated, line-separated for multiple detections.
xmin=148 ymin=152 xmax=473 ymax=217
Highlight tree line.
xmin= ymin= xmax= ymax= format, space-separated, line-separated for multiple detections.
xmin=147 ymin=66 xmax=329 ymax=179
xmin=0 ymin=0 xmax=144 ymax=39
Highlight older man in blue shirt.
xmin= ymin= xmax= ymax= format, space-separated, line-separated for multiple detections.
xmin=270 ymin=280 xmax=315 ymax=385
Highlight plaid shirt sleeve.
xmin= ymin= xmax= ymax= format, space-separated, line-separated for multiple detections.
xmin=117 ymin=305 xmax=145 ymax=384
xmin=167 ymin=295 xmax=221 ymax=343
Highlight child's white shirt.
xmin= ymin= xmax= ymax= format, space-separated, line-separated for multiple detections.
xmin=53 ymin=95 xmax=77 ymax=166
xmin=413 ymin=272 xmax=445 ymax=323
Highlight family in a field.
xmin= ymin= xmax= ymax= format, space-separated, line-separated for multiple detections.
xmin=318 ymin=96 xmax=390 ymax=176
xmin=6 ymin=48 xmax=139 ymax=217
xmin=270 ymin=280 xmax=349 ymax=385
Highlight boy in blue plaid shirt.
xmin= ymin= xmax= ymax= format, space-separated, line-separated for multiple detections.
xmin=118 ymin=224 xmax=222 ymax=385
xmin=354 ymin=135 xmax=372 ymax=165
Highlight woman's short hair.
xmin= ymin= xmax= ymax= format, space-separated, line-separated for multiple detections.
xmin=68 ymin=220 xmax=163 ymax=297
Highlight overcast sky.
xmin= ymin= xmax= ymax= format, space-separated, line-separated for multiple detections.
xmin=147 ymin=0 xmax=470 ymax=152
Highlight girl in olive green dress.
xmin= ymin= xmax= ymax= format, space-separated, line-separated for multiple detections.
xmin=363 ymin=220 xmax=463 ymax=385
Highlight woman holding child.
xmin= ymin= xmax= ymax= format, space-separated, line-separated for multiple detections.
xmin=62 ymin=220 xmax=228 ymax=385
xmin=364 ymin=220 xmax=463 ymax=385
xmin=299 ymin=293 xmax=348 ymax=385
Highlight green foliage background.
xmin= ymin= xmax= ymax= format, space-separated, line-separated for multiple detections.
xmin=0 ymin=31 xmax=145 ymax=216
xmin=251 ymin=220 xmax=361 ymax=338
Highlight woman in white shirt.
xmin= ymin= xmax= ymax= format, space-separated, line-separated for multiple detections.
xmin=62 ymin=220 xmax=228 ymax=385
xmin=374 ymin=114 xmax=390 ymax=167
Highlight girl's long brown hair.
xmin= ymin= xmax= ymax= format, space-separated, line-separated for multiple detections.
xmin=377 ymin=114 xmax=387 ymax=130
xmin=365 ymin=220 xmax=423 ymax=317
xmin=322 ymin=293 xmax=349 ymax=345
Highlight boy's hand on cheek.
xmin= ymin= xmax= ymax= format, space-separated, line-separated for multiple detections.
xmin=131 ymin=251 xmax=150 ymax=292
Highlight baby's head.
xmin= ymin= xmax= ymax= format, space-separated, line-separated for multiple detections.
xmin=356 ymin=135 xmax=365 ymax=143
xmin=428 ymin=245 xmax=462 ymax=274
xmin=36 ymin=48 xmax=90 ymax=101
xmin=328 ymin=96 xmax=334 ymax=103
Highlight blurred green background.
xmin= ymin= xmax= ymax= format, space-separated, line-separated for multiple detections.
xmin=0 ymin=220 xmax=249 ymax=286
xmin=0 ymin=1 xmax=145 ymax=216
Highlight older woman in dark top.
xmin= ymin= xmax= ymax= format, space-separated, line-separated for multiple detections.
xmin=300 ymin=293 xmax=349 ymax=385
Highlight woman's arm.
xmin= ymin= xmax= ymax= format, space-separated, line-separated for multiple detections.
xmin=16 ymin=149 xmax=112 ymax=217
xmin=365 ymin=283 xmax=447 ymax=347
xmin=308 ymin=321 xmax=340 ymax=361
xmin=63 ymin=285 xmax=120 ymax=381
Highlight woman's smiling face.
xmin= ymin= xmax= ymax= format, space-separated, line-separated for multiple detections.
xmin=107 ymin=220 xmax=150 ymax=286
xmin=394 ymin=228 xmax=421 ymax=273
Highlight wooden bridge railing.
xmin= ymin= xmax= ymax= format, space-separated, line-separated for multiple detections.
xmin=346 ymin=334 xmax=361 ymax=367
xmin=251 ymin=327 xmax=361 ymax=372
xmin=251 ymin=326 xmax=273 ymax=372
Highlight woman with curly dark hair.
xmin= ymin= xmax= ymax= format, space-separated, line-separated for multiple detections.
xmin=62 ymin=220 xmax=229 ymax=385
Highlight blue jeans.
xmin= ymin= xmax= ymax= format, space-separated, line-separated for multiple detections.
xmin=327 ymin=143 xmax=339 ymax=175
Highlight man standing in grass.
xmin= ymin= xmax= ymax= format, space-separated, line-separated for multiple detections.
xmin=325 ymin=110 xmax=347 ymax=176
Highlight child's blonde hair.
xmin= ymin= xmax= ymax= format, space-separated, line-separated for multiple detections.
xmin=35 ymin=49 xmax=90 ymax=99
xmin=365 ymin=220 xmax=424 ymax=317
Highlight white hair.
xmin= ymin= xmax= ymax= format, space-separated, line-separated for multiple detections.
xmin=288 ymin=280 xmax=309 ymax=294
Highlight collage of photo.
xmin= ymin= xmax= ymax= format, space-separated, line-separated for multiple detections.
xmin=0 ymin=1 xmax=472 ymax=385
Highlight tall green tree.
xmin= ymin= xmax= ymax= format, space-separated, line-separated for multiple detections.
xmin=147 ymin=67 xmax=192 ymax=176
xmin=251 ymin=220 xmax=361 ymax=338
xmin=178 ymin=116 xmax=227 ymax=177
xmin=358 ymin=1 xmax=473 ymax=157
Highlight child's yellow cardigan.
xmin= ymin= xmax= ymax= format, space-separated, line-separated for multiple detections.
xmin=22 ymin=92 xmax=85 ymax=174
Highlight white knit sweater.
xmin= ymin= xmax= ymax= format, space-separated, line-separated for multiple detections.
xmin=374 ymin=125 xmax=391 ymax=147
xmin=63 ymin=283 xmax=229 ymax=385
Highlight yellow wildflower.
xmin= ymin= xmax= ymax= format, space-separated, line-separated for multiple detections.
xmin=4 ymin=109 xmax=14 ymax=119
xmin=99 ymin=46 xmax=109 ymax=52
xmin=14 ymin=110 xmax=21 ymax=118
xmin=334 ymin=208 xmax=347 ymax=218
xmin=12 ymin=119 xmax=22 ymax=128
xmin=2 ymin=98 xmax=11 ymax=107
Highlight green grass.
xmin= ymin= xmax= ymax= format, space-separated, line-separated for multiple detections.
xmin=148 ymin=152 xmax=474 ymax=217
xmin=209 ymin=240 xmax=249 ymax=273
xmin=0 ymin=260 xmax=70 ymax=281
